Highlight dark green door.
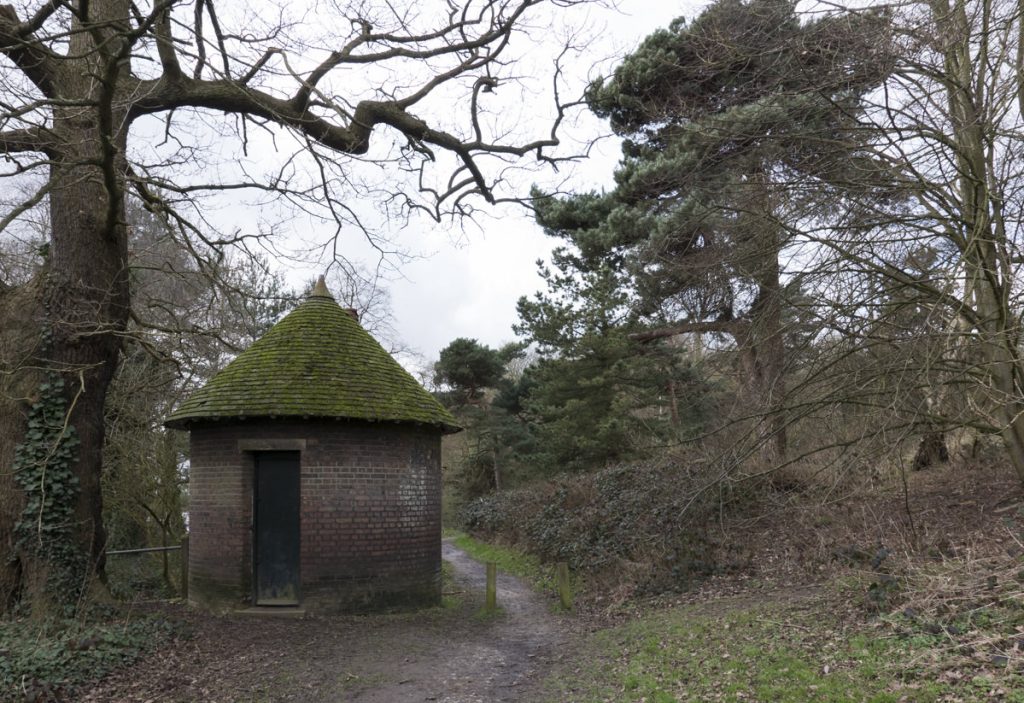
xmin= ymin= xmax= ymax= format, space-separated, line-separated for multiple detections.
xmin=254 ymin=451 xmax=300 ymax=605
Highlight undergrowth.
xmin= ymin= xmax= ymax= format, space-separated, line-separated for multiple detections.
xmin=459 ymin=455 xmax=754 ymax=595
xmin=105 ymin=551 xmax=183 ymax=602
xmin=540 ymin=512 xmax=1024 ymax=700
xmin=0 ymin=608 xmax=177 ymax=702
xmin=865 ymin=518 xmax=1024 ymax=692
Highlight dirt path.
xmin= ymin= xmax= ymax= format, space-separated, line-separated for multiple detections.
xmin=353 ymin=542 xmax=562 ymax=703
xmin=82 ymin=540 xmax=569 ymax=703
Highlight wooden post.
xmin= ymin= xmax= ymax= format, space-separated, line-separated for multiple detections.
xmin=485 ymin=561 xmax=497 ymax=611
xmin=556 ymin=561 xmax=572 ymax=610
xmin=179 ymin=535 xmax=189 ymax=601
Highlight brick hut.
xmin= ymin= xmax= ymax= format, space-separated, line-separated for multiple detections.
xmin=164 ymin=278 xmax=459 ymax=612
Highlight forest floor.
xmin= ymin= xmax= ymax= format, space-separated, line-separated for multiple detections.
xmin=80 ymin=541 xmax=572 ymax=703
xmin=542 ymin=457 xmax=1024 ymax=702
xmin=76 ymin=458 xmax=1024 ymax=702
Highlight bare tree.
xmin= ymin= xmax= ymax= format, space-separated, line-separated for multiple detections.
xmin=797 ymin=0 xmax=1024 ymax=482
xmin=103 ymin=203 xmax=289 ymax=594
xmin=0 ymin=0 xmax=592 ymax=606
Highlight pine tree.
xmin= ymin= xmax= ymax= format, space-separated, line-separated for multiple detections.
xmin=529 ymin=0 xmax=890 ymax=465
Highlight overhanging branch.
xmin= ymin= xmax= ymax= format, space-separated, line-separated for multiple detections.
xmin=0 ymin=126 xmax=50 ymax=154
xmin=0 ymin=3 xmax=60 ymax=96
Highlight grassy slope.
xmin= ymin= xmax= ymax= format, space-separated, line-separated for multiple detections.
xmin=453 ymin=455 xmax=1024 ymax=701
xmin=544 ymin=584 xmax=1024 ymax=702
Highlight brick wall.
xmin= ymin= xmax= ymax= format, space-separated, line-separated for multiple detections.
xmin=186 ymin=419 xmax=442 ymax=612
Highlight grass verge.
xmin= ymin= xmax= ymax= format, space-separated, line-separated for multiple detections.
xmin=446 ymin=530 xmax=569 ymax=594
xmin=544 ymin=587 xmax=1024 ymax=703
xmin=440 ymin=559 xmax=462 ymax=610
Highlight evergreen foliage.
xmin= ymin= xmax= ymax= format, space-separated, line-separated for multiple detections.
xmin=459 ymin=455 xmax=748 ymax=591
xmin=434 ymin=338 xmax=510 ymax=403
xmin=516 ymin=259 xmax=712 ymax=471
xmin=523 ymin=0 xmax=890 ymax=465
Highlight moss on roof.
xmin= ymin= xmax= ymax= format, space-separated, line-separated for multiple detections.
xmin=164 ymin=284 xmax=459 ymax=433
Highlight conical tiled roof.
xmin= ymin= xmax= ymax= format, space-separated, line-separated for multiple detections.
xmin=164 ymin=279 xmax=459 ymax=433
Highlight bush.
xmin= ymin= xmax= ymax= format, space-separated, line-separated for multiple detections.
xmin=459 ymin=454 xmax=754 ymax=594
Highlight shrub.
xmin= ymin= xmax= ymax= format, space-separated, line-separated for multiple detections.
xmin=459 ymin=454 xmax=753 ymax=594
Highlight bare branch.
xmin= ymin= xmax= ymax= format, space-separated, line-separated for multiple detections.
xmin=239 ymin=46 xmax=279 ymax=85
xmin=153 ymin=1 xmax=181 ymax=78
xmin=0 ymin=3 xmax=60 ymax=95
xmin=0 ymin=126 xmax=49 ymax=154
xmin=16 ymin=0 xmax=63 ymax=36
xmin=287 ymin=0 xmax=539 ymax=113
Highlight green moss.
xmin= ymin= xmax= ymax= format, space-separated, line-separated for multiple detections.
xmin=165 ymin=294 xmax=458 ymax=432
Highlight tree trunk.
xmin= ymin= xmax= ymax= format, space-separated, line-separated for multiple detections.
xmin=736 ymin=322 xmax=787 ymax=467
xmin=912 ymin=431 xmax=949 ymax=471
xmin=0 ymin=0 xmax=132 ymax=606
xmin=668 ymin=377 xmax=680 ymax=427
xmin=492 ymin=446 xmax=502 ymax=492
xmin=934 ymin=0 xmax=1024 ymax=484
xmin=0 ymin=280 xmax=44 ymax=606
xmin=733 ymin=185 xmax=787 ymax=468
xmin=976 ymin=303 xmax=1024 ymax=483
xmin=44 ymin=133 xmax=131 ymax=579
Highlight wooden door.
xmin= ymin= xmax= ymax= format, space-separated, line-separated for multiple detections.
xmin=254 ymin=451 xmax=300 ymax=605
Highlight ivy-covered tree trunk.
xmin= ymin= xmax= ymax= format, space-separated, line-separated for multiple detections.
xmin=43 ymin=137 xmax=130 ymax=586
xmin=0 ymin=2 xmax=131 ymax=608
xmin=0 ymin=281 xmax=43 ymax=606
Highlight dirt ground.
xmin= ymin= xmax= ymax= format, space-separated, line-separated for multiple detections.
xmin=79 ymin=459 xmax=1024 ymax=703
xmin=81 ymin=541 xmax=571 ymax=703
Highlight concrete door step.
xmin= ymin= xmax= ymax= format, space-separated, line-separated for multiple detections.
xmin=236 ymin=606 xmax=307 ymax=618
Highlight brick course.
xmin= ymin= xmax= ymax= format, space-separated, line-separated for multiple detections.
xmin=187 ymin=419 xmax=442 ymax=612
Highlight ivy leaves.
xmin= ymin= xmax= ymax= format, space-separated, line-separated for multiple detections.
xmin=12 ymin=375 xmax=86 ymax=613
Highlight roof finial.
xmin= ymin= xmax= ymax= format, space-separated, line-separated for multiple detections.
xmin=309 ymin=275 xmax=334 ymax=300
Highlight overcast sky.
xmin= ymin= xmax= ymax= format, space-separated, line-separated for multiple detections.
xmin=140 ymin=0 xmax=705 ymax=373
xmin=140 ymin=0 xmax=708 ymax=373
xmin=314 ymin=1 xmax=704 ymax=372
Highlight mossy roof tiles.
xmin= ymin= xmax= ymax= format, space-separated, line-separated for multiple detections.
xmin=164 ymin=284 xmax=459 ymax=433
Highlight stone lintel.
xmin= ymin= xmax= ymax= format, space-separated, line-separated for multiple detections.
xmin=238 ymin=438 xmax=308 ymax=452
